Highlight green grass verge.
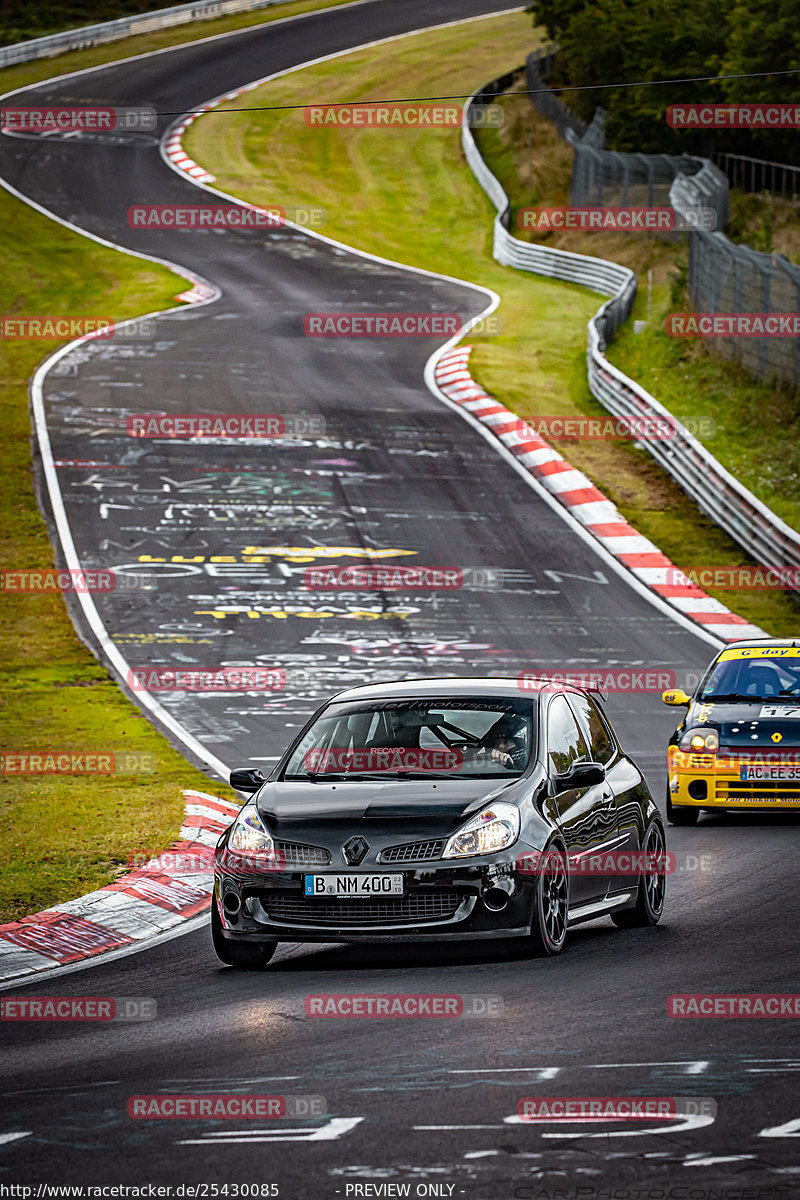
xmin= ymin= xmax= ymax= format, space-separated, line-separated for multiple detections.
xmin=727 ymin=191 xmax=800 ymax=265
xmin=609 ymin=297 xmax=800 ymax=531
xmin=184 ymin=13 xmax=800 ymax=637
xmin=0 ymin=175 xmax=240 ymax=925
xmin=0 ymin=0 xmax=367 ymax=924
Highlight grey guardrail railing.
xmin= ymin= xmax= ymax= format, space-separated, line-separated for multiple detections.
xmin=463 ymin=71 xmax=800 ymax=577
xmin=670 ymin=160 xmax=730 ymax=230
xmin=0 ymin=0 xmax=290 ymax=68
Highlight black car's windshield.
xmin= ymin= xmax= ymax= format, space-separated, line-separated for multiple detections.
xmin=282 ymin=697 xmax=535 ymax=780
xmin=699 ymin=652 xmax=800 ymax=703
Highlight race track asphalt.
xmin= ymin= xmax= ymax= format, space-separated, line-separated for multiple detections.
xmin=1 ymin=1 xmax=799 ymax=1192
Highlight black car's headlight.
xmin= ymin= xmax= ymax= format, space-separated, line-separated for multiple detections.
xmin=228 ymin=804 xmax=277 ymax=855
xmin=679 ymin=727 xmax=719 ymax=754
xmin=442 ymin=802 xmax=520 ymax=859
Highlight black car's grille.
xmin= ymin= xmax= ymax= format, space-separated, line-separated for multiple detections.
xmin=380 ymin=839 xmax=445 ymax=863
xmin=263 ymin=890 xmax=462 ymax=926
xmin=275 ymin=841 xmax=331 ymax=865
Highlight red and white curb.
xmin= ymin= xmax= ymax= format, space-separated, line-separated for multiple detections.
xmin=162 ymin=78 xmax=269 ymax=185
xmin=436 ymin=346 xmax=765 ymax=643
xmin=0 ymin=790 xmax=238 ymax=983
xmin=162 ymin=101 xmax=245 ymax=304
xmin=163 ymin=107 xmax=217 ymax=183
xmin=174 ymin=280 xmax=218 ymax=303
xmin=161 ymin=79 xmax=282 ymax=200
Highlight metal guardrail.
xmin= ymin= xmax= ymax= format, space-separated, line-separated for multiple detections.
xmin=463 ymin=77 xmax=800 ymax=576
xmin=670 ymin=160 xmax=730 ymax=230
xmin=530 ymin=47 xmax=798 ymax=394
xmin=0 ymin=0 xmax=288 ymax=68
xmin=715 ymin=152 xmax=800 ymax=201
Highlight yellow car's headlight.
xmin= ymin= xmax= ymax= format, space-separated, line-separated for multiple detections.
xmin=679 ymin=727 xmax=719 ymax=754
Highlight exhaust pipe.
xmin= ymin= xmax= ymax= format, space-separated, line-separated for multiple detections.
xmin=483 ymin=879 xmax=515 ymax=912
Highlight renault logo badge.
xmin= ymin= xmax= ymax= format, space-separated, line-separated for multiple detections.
xmin=343 ymin=836 xmax=369 ymax=865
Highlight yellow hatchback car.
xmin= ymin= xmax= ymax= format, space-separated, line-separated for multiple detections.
xmin=663 ymin=639 xmax=800 ymax=824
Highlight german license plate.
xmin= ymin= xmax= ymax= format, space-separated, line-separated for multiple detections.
xmin=740 ymin=765 xmax=800 ymax=781
xmin=303 ymin=874 xmax=404 ymax=897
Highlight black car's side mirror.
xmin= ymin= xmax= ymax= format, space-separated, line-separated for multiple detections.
xmin=555 ymin=761 xmax=606 ymax=791
xmin=230 ymin=767 xmax=266 ymax=793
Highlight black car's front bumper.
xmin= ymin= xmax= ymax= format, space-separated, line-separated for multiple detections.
xmin=213 ymin=854 xmax=537 ymax=943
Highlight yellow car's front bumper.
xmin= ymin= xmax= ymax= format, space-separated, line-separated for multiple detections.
xmin=668 ymin=748 xmax=800 ymax=810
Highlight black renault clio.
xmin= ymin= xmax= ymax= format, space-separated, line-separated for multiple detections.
xmin=212 ymin=677 xmax=666 ymax=968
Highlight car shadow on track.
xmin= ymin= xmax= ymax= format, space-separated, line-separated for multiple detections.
xmin=690 ymin=811 xmax=800 ymax=827
xmin=209 ymin=916 xmax=675 ymax=977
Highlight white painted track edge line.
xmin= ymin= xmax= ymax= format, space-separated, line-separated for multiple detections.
xmin=426 ymin=352 xmax=724 ymax=650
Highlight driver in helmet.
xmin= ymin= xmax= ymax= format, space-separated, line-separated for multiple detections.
xmin=475 ymin=715 xmax=528 ymax=769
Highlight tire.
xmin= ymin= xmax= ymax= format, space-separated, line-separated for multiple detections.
xmin=666 ymin=788 xmax=699 ymax=826
xmin=528 ymin=843 xmax=569 ymax=956
xmin=611 ymin=819 xmax=667 ymax=928
xmin=211 ymin=901 xmax=277 ymax=969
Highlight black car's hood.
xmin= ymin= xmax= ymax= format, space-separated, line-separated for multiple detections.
xmin=256 ymin=776 xmax=526 ymax=837
xmin=687 ymin=698 xmax=800 ymax=748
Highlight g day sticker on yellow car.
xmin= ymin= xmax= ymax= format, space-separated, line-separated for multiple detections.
xmin=719 ymin=647 xmax=800 ymax=660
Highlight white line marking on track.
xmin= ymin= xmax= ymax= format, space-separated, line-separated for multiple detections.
xmin=530 ymin=1114 xmax=716 ymax=1138
xmin=685 ymin=1155 xmax=755 ymax=1166
xmin=759 ymin=1118 xmax=800 ymax=1137
xmin=177 ymin=1116 xmax=364 ymax=1144
xmin=449 ymin=1068 xmax=560 ymax=1077
xmin=589 ymin=1061 xmax=710 ymax=1072
xmin=0 ymin=1132 xmax=31 ymax=1147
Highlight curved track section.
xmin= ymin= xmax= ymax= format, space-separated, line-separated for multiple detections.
xmin=1 ymin=0 xmax=716 ymax=776
xmin=1 ymin=2 xmax=799 ymax=1192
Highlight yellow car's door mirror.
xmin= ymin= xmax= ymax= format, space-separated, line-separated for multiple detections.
xmin=662 ymin=689 xmax=691 ymax=706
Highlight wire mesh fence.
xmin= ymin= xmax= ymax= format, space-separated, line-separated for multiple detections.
xmin=524 ymin=48 xmax=800 ymax=391
xmin=687 ymin=232 xmax=800 ymax=388
xmin=524 ymin=47 xmax=589 ymax=141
